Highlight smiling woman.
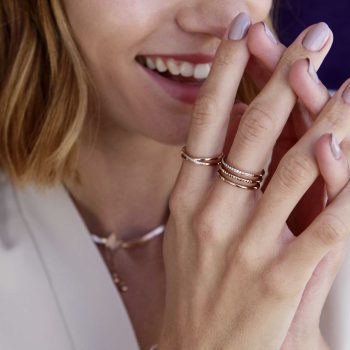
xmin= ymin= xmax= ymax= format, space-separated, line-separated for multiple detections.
xmin=0 ymin=1 xmax=349 ymax=350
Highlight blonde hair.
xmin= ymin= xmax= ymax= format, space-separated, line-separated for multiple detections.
xmin=0 ymin=1 xmax=259 ymax=189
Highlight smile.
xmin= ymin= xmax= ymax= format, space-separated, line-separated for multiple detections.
xmin=135 ymin=54 xmax=214 ymax=104
xmin=137 ymin=55 xmax=212 ymax=80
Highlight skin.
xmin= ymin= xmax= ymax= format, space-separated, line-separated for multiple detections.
xmin=160 ymin=23 xmax=350 ymax=349
xmin=247 ymin=28 xmax=349 ymax=350
xmin=60 ymin=1 xmax=349 ymax=349
xmin=62 ymin=1 xmax=271 ymax=348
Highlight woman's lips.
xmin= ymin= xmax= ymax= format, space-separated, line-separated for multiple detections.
xmin=138 ymin=63 xmax=205 ymax=104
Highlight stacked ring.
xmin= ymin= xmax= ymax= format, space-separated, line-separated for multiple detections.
xmin=181 ymin=146 xmax=224 ymax=166
xmin=217 ymin=155 xmax=265 ymax=190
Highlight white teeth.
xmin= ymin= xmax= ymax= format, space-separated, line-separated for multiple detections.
xmin=167 ymin=59 xmax=180 ymax=75
xmin=194 ymin=64 xmax=211 ymax=79
xmin=155 ymin=57 xmax=167 ymax=72
xmin=180 ymin=62 xmax=194 ymax=77
xmin=146 ymin=57 xmax=156 ymax=70
xmin=142 ymin=56 xmax=212 ymax=79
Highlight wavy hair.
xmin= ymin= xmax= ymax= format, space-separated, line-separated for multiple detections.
xmin=0 ymin=1 xmax=267 ymax=189
xmin=0 ymin=0 xmax=95 ymax=188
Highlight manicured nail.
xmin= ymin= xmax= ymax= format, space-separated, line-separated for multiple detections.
xmin=330 ymin=133 xmax=341 ymax=160
xmin=342 ymin=83 xmax=350 ymax=104
xmin=302 ymin=22 xmax=330 ymax=51
xmin=261 ymin=22 xmax=278 ymax=44
xmin=228 ymin=12 xmax=251 ymax=40
xmin=306 ymin=58 xmax=320 ymax=84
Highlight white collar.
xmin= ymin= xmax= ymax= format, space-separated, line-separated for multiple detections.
xmin=14 ymin=181 xmax=140 ymax=350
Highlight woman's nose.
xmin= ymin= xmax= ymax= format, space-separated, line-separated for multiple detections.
xmin=175 ymin=0 xmax=249 ymax=39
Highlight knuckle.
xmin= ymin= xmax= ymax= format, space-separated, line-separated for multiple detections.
xmin=279 ymin=52 xmax=298 ymax=71
xmin=260 ymin=265 xmax=294 ymax=299
xmin=275 ymin=152 xmax=315 ymax=191
xmin=315 ymin=214 xmax=349 ymax=246
xmin=238 ymin=105 xmax=275 ymax=145
xmin=323 ymin=105 xmax=349 ymax=133
xmin=231 ymin=242 xmax=260 ymax=273
xmin=192 ymin=93 xmax=218 ymax=127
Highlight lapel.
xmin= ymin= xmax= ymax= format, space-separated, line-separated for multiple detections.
xmin=14 ymin=181 xmax=140 ymax=350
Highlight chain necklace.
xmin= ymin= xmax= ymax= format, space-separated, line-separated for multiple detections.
xmin=90 ymin=225 xmax=164 ymax=350
xmin=90 ymin=224 xmax=165 ymax=292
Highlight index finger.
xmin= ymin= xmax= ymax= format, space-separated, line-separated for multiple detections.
xmin=182 ymin=13 xmax=251 ymax=177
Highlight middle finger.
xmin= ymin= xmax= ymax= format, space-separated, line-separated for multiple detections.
xmin=217 ymin=23 xmax=333 ymax=199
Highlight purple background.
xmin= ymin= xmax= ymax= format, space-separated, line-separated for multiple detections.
xmin=274 ymin=1 xmax=348 ymax=90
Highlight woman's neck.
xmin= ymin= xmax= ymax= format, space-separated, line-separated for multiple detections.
xmin=63 ymin=126 xmax=183 ymax=240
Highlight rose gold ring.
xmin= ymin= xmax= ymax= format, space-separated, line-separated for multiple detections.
xmin=217 ymin=156 xmax=265 ymax=191
xmin=181 ymin=146 xmax=223 ymax=166
xmin=218 ymin=171 xmax=261 ymax=190
xmin=220 ymin=155 xmax=265 ymax=180
xmin=219 ymin=166 xmax=262 ymax=185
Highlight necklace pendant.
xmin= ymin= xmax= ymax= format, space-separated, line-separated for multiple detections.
xmin=105 ymin=232 xmax=122 ymax=251
xmin=112 ymin=272 xmax=128 ymax=293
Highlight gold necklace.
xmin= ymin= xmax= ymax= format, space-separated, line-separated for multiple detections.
xmin=90 ymin=224 xmax=165 ymax=293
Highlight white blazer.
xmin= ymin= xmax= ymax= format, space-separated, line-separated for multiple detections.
xmin=0 ymin=171 xmax=348 ymax=350
xmin=0 ymin=173 xmax=139 ymax=350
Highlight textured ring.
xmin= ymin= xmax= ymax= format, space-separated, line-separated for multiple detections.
xmin=218 ymin=166 xmax=262 ymax=185
xmin=221 ymin=155 xmax=265 ymax=180
xmin=217 ymin=156 xmax=265 ymax=190
xmin=181 ymin=146 xmax=223 ymax=166
xmin=218 ymin=171 xmax=260 ymax=190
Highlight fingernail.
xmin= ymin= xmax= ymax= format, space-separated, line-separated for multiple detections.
xmin=342 ymin=83 xmax=350 ymax=104
xmin=330 ymin=133 xmax=341 ymax=160
xmin=302 ymin=22 xmax=330 ymax=51
xmin=261 ymin=22 xmax=278 ymax=44
xmin=228 ymin=12 xmax=251 ymax=40
xmin=306 ymin=58 xmax=320 ymax=84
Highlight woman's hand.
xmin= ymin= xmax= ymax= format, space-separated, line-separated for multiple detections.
xmin=246 ymin=23 xmax=350 ymax=348
xmin=159 ymin=14 xmax=350 ymax=349
xmin=246 ymin=21 xmax=332 ymax=234
xmin=278 ymin=132 xmax=350 ymax=350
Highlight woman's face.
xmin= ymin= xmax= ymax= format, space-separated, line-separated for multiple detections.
xmin=63 ymin=0 xmax=272 ymax=145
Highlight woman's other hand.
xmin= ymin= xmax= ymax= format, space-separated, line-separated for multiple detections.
xmin=247 ymin=23 xmax=350 ymax=349
xmin=157 ymin=13 xmax=350 ymax=349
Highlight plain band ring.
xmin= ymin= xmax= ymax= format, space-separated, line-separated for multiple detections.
xmin=181 ymin=146 xmax=223 ymax=166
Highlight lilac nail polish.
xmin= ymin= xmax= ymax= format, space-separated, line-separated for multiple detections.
xmin=330 ymin=133 xmax=341 ymax=160
xmin=302 ymin=22 xmax=331 ymax=51
xmin=228 ymin=13 xmax=251 ymax=41
xmin=307 ymin=58 xmax=320 ymax=84
xmin=262 ymin=22 xmax=278 ymax=44
xmin=342 ymin=83 xmax=350 ymax=104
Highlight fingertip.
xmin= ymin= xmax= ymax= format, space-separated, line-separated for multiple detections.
xmin=231 ymin=101 xmax=248 ymax=117
xmin=288 ymin=58 xmax=329 ymax=115
xmin=333 ymin=77 xmax=350 ymax=101
xmin=314 ymin=133 xmax=350 ymax=202
xmin=296 ymin=22 xmax=334 ymax=56
xmin=314 ymin=133 xmax=342 ymax=168
xmin=247 ymin=22 xmax=284 ymax=70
